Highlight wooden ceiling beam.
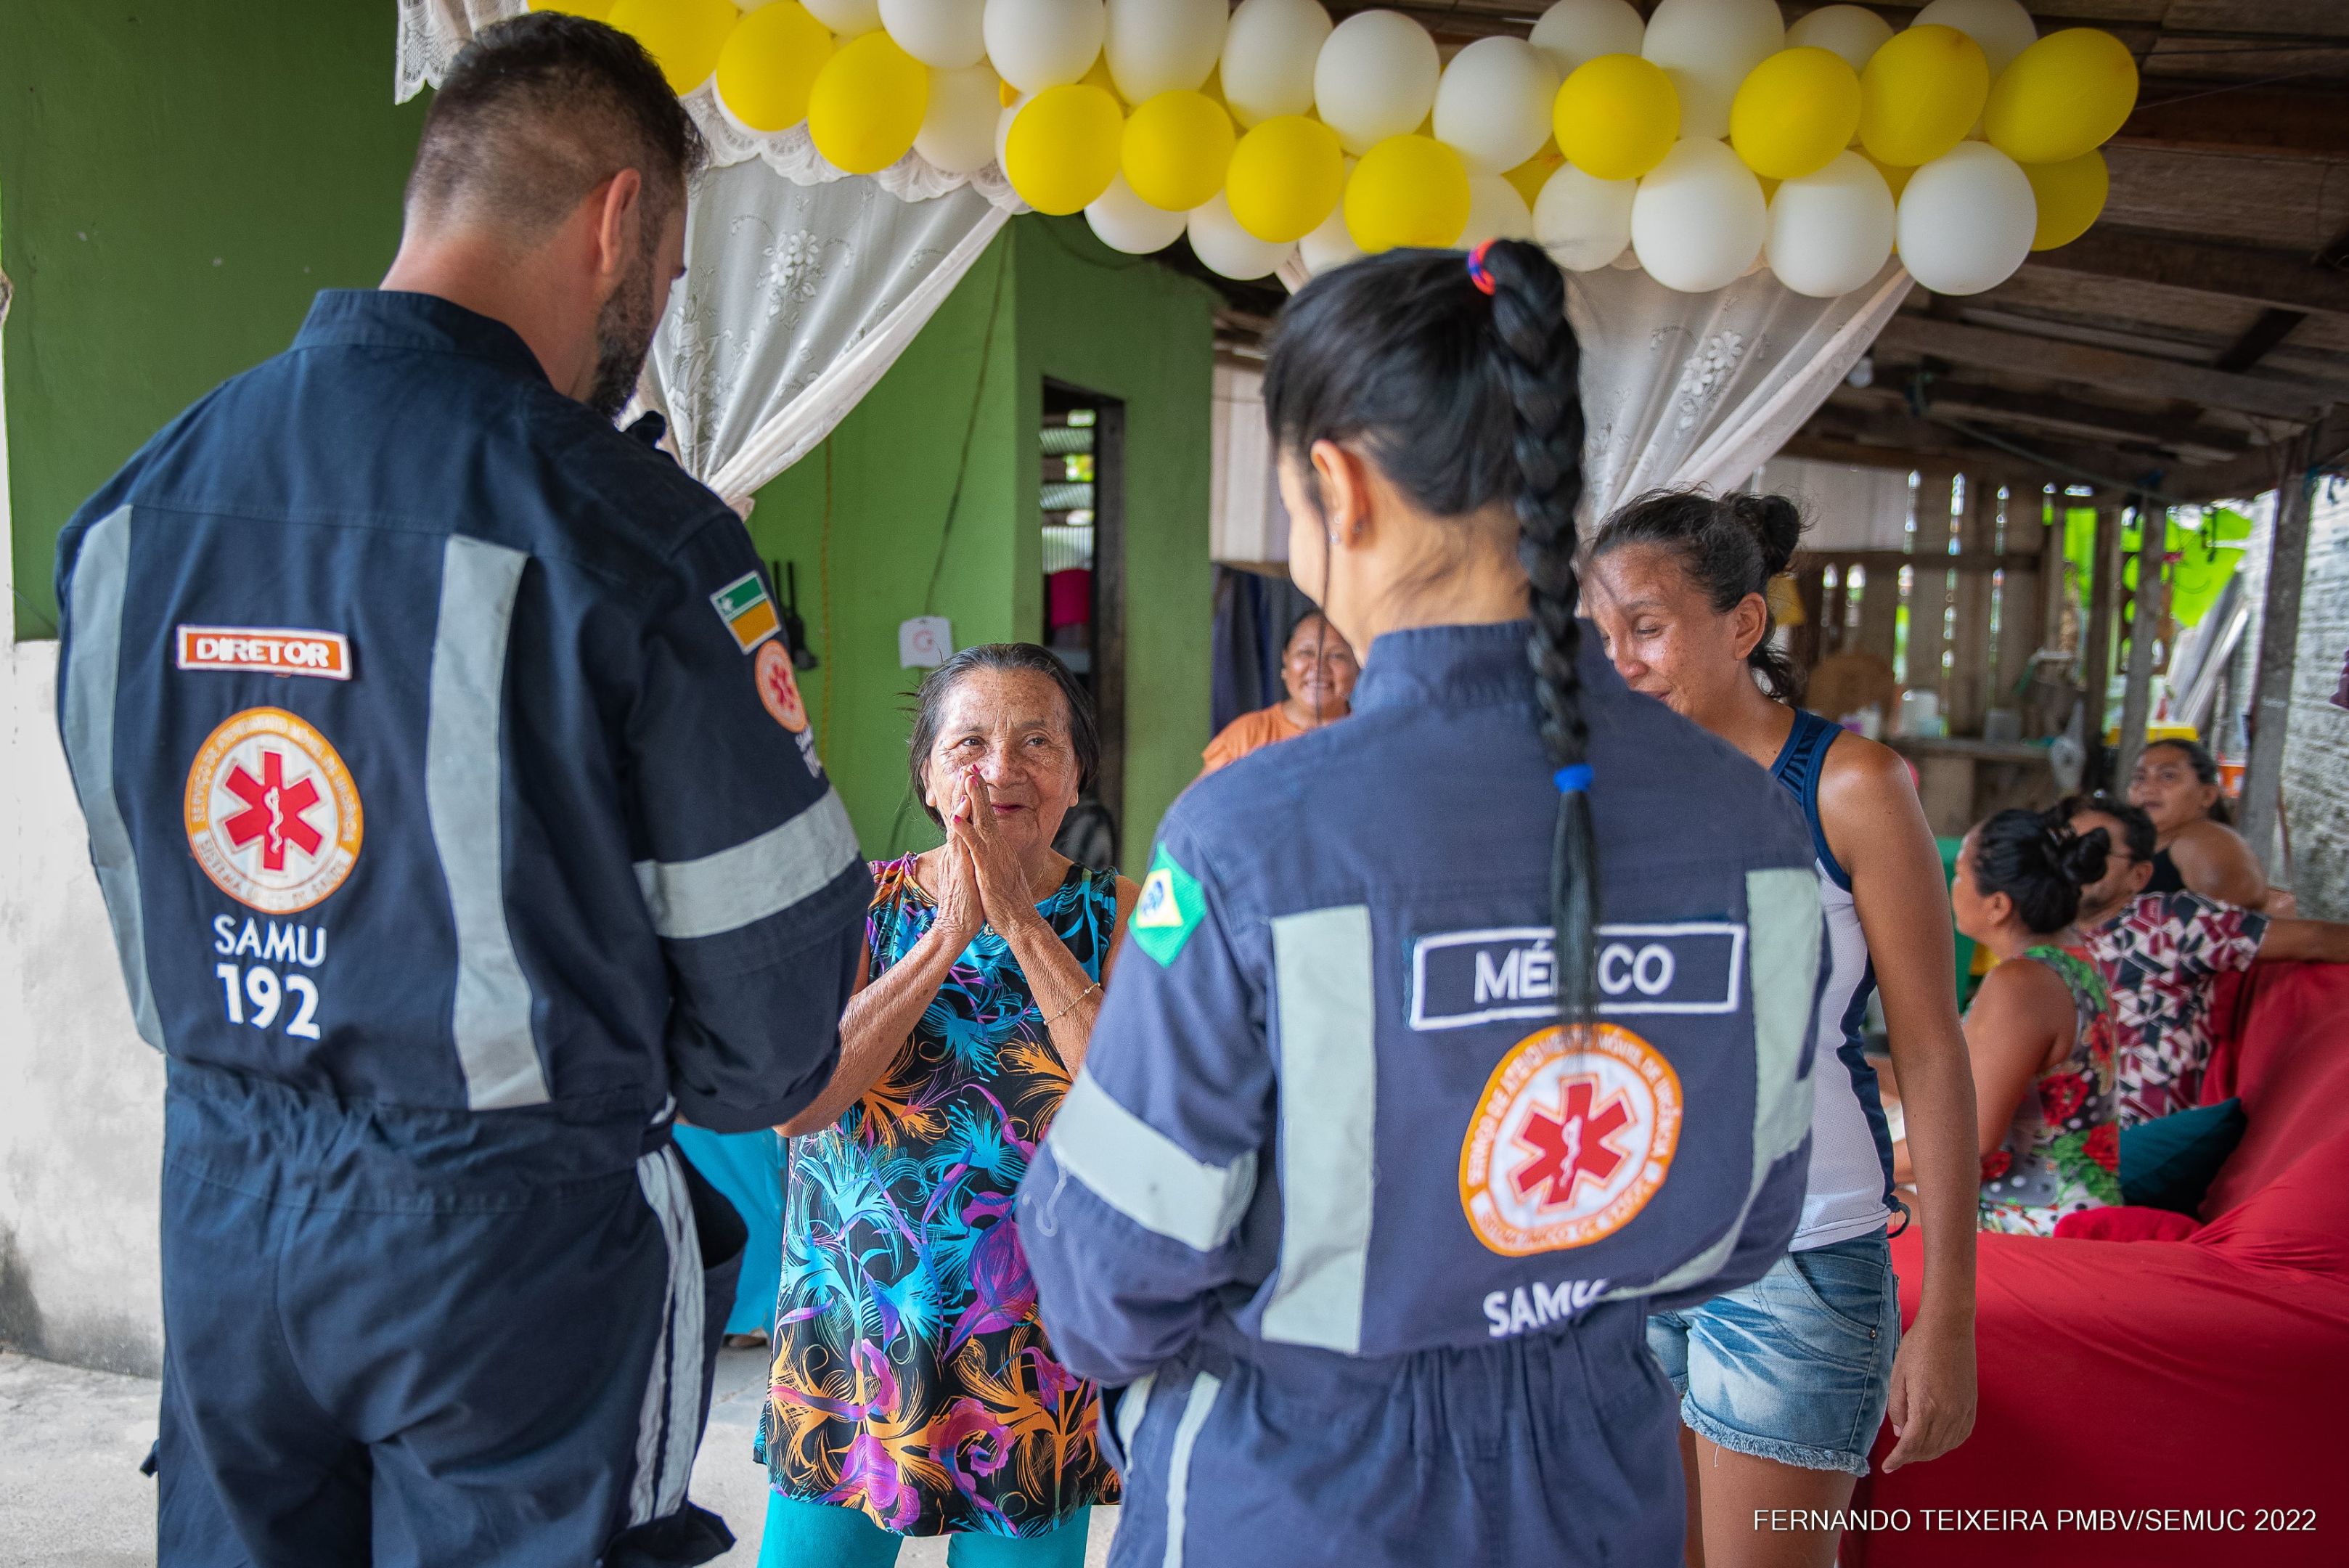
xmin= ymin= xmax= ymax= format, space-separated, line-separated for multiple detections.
xmin=1842 ymin=376 xmax=2245 ymax=460
xmin=1872 ymin=315 xmax=2332 ymax=422
xmin=2154 ymin=409 xmax=2349 ymax=502
xmin=2114 ymin=85 xmax=2349 ymax=160
xmin=2213 ymin=308 xmax=2308 ymax=373
xmin=1811 ymin=405 xmax=2174 ymax=489
xmin=2025 ymin=228 xmax=2349 ymax=318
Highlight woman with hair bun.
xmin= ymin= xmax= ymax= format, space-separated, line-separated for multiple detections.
xmin=1587 ymin=491 xmax=1980 ymax=1565
xmin=2128 ymin=738 xmax=2289 ymax=913
xmin=1943 ymin=809 xmax=2120 ymax=1237
xmin=1015 ymin=242 xmax=1824 ymax=1567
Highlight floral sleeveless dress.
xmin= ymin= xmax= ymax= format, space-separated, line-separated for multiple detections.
xmin=1977 ymin=944 xmax=2122 ymax=1237
xmin=760 ymin=854 xmax=1122 ymax=1538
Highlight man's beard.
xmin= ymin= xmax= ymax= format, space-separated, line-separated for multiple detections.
xmin=584 ymin=248 xmax=659 ymax=420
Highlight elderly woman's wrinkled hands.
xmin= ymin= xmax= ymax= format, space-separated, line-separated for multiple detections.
xmin=950 ymin=766 xmax=1043 ymax=939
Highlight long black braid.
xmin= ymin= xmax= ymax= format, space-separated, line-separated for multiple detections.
xmin=1263 ymin=239 xmax=1598 ymax=1021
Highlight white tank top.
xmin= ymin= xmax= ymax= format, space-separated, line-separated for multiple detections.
xmin=1772 ymin=712 xmax=1895 ymax=1250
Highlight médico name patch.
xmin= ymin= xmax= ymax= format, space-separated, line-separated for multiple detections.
xmin=709 ymin=572 xmax=780 ymax=654
xmin=1130 ymin=845 xmax=1205 ymax=968
xmin=176 ymin=626 xmax=351 ymax=680
xmin=1411 ymin=922 xmax=1746 ymax=1030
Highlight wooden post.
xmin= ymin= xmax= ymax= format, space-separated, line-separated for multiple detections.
xmin=2078 ymin=501 xmax=2121 ymax=787
xmin=1907 ymin=474 xmax=1956 ymax=707
xmin=1948 ymin=476 xmax=1998 ymax=735
xmin=2113 ymin=495 xmax=2170 ymax=788
xmin=2238 ymin=436 xmax=2318 ymax=878
xmin=1791 ymin=560 xmax=1826 ymax=674
xmin=1995 ymin=486 xmax=2046 ymax=726
xmin=1857 ymin=556 xmax=1901 ymax=669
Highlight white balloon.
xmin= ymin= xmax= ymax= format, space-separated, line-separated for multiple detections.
xmin=1298 ymin=163 xmax=1365 ymax=273
xmin=1897 ymin=140 xmax=2035 ymax=295
xmin=1087 ymin=173 xmax=1190 ymax=253
xmin=1189 ymin=192 xmax=1296 ymax=279
xmin=1912 ymin=0 xmax=2036 ymax=78
xmin=1529 ymin=0 xmax=1643 ymax=79
xmin=917 ymin=63 xmax=1002 ymax=173
xmin=1609 ymin=245 xmax=1643 ymax=269
xmin=1630 ymin=136 xmax=1767 ymax=293
xmin=1534 ymin=164 xmax=1635 ymax=271
xmin=1765 ymin=150 xmax=1895 ymax=298
xmin=1785 ymin=4 xmax=1895 ymax=74
xmin=1641 ymin=0 xmax=1784 ymax=142
xmin=1220 ymin=0 xmax=1333 ymax=128
xmin=1313 ymin=10 xmax=1440 ymax=156
xmin=1455 ymin=176 xmax=1537 ymax=250
xmin=804 ymin=0 xmax=883 ymax=36
xmin=881 ymin=0 xmax=987 ymax=69
xmin=982 ymin=0 xmax=1105 ymax=92
xmin=1433 ymin=37 xmax=1560 ymax=177
xmin=994 ymin=94 xmax=1030 ymax=171
xmin=1105 ymin=0 xmax=1225 ymax=102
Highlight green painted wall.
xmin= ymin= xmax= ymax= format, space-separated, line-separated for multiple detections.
xmin=748 ymin=216 xmax=1217 ymax=868
xmin=3 ymin=2 xmax=425 ymax=636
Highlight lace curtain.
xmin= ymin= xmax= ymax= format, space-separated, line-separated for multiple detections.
xmin=395 ymin=0 xmax=1020 ymax=507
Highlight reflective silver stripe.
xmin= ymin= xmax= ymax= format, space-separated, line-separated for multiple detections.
xmin=60 ymin=506 xmax=162 ymax=1050
xmin=425 ymin=534 xmax=547 ymax=1109
xmin=1610 ymin=868 xmax=1822 ymax=1302
xmin=628 ymin=1146 xmax=706 ymax=1526
xmin=632 ymin=788 xmax=861 ymax=941
xmin=1259 ymin=905 xmax=1376 ymax=1353
xmin=1162 ymin=1370 xmax=1221 ymax=1568
xmin=1047 ymin=1071 xmax=1255 ymax=1252
xmin=1116 ymin=1371 xmax=1156 ymax=1463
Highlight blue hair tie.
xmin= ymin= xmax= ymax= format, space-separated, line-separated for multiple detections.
xmin=1553 ymin=764 xmax=1594 ymax=795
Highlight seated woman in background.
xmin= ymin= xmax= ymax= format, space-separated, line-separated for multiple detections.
xmin=761 ymin=644 xmax=1133 ymax=1568
xmin=2128 ymin=738 xmax=2292 ymax=913
xmin=1199 ymin=608 xmax=1358 ymax=773
xmin=1930 ymin=809 xmax=2121 ymax=1236
xmin=2063 ymin=792 xmax=2349 ymax=1125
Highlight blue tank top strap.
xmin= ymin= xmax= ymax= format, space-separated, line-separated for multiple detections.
xmin=1768 ymin=709 xmax=1851 ymax=891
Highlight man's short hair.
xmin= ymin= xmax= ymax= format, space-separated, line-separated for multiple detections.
xmin=405 ymin=13 xmax=706 ymax=245
xmin=2057 ymin=792 xmax=2157 ymax=864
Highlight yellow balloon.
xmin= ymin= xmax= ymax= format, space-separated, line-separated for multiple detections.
xmin=1123 ymin=91 xmax=1236 ymax=213
xmin=607 ymin=0 xmax=739 ymax=95
xmin=1226 ymin=115 xmax=1344 ymax=242
xmin=1860 ymin=150 xmax=1913 ymax=200
xmin=1731 ymin=47 xmax=1863 ymax=181
xmin=716 ymin=3 xmax=836 ymax=133
xmin=1554 ymin=54 xmax=1679 ymax=182
xmin=1344 ymin=135 xmax=1471 ymax=253
xmin=807 ymin=32 xmax=929 ymax=174
xmin=1005 ymin=84 xmax=1125 ymax=216
xmin=1859 ymin=25 xmax=1988 ymax=168
xmin=1986 ymin=29 xmax=2139 ymax=166
xmin=2023 ymin=148 xmax=2107 ymax=250
xmin=528 ymin=0 xmax=611 ymax=19
xmin=1504 ymin=140 xmax=1566 ymax=208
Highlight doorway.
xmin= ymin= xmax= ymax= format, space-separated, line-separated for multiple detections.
xmin=1040 ymin=380 xmax=1124 ymax=871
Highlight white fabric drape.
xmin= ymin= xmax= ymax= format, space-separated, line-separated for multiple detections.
xmin=1210 ymin=361 xmax=1289 ymax=566
xmin=1568 ymin=262 xmax=1913 ymax=525
xmin=641 ymin=162 xmax=1010 ymax=508
xmin=393 ymin=0 xmax=1021 ymax=507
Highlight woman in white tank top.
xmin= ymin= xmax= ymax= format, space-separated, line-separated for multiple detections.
xmin=1589 ymin=491 xmax=1980 ymax=1568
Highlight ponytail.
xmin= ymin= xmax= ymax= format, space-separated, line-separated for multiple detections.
xmin=1262 ymin=239 xmax=1598 ymax=1021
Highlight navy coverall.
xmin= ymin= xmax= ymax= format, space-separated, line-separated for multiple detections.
xmin=54 ymin=291 xmax=871 ymax=1566
xmin=1017 ymin=623 xmax=1826 ymax=1567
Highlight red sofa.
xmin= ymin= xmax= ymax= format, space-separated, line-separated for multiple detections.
xmin=1845 ymin=962 xmax=2349 ymax=1567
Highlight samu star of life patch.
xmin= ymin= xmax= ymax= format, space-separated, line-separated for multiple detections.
xmin=1130 ymin=844 xmax=1205 ymax=967
xmin=709 ymin=571 xmax=780 ymax=654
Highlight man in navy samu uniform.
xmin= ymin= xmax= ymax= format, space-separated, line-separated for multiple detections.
xmin=53 ymin=18 xmax=867 ymax=1564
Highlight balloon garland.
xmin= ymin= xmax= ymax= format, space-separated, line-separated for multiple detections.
xmin=557 ymin=0 xmax=2137 ymax=296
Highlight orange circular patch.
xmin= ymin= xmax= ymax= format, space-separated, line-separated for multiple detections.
xmin=1459 ymin=1022 xmax=1683 ymax=1256
xmin=755 ymin=640 xmax=808 ymax=733
xmin=184 ymin=707 xmax=363 ymax=914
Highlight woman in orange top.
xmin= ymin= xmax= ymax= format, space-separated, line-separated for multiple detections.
xmin=1201 ymin=609 xmax=1360 ymax=774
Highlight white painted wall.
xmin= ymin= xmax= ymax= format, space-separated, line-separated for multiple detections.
xmin=0 ymin=324 xmax=168 ymax=1378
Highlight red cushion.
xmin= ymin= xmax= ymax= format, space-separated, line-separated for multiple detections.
xmin=2052 ymin=1205 xmax=2199 ymax=1242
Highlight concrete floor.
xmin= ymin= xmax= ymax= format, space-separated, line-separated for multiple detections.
xmin=0 ymin=1347 xmax=1116 ymax=1567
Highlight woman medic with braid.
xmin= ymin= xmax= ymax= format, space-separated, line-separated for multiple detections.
xmin=1015 ymin=240 xmax=1827 ymax=1567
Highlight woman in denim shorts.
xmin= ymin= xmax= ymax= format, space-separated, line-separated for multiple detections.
xmin=1589 ymin=492 xmax=1981 ymax=1567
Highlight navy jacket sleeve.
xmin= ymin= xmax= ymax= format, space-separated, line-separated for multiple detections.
xmin=1018 ymin=814 xmax=1272 ymax=1385
xmin=627 ymin=515 xmax=873 ymax=1132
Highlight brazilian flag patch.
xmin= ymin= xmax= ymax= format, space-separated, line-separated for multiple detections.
xmin=1130 ymin=844 xmax=1206 ymax=968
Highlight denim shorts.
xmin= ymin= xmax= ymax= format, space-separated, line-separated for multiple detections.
xmin=1644 ymin=1230 xmax=1900 ymax=1476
